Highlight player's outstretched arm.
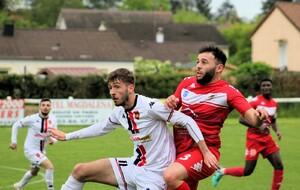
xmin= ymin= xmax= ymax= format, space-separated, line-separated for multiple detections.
xmin=49 ymin=127 xmax=66 ymax=141
xmin=243 ymin=108 xmax=268 ymax=128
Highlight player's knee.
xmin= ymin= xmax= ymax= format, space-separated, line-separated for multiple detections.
xmin=72 ymin=163 xmax=87 ymax=181
xmin=163 ymin=169 xmax=176 ymax=185
xmin=244 ymin=168 xmax=254 ymax=176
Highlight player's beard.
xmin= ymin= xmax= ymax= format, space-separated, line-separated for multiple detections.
xmin=115 ymin=90 xmax=129 ymax=107
xmin=196 ymin=67 xmax=216 ymax=85
xmin=40 ymin=111 xmax=49 ymax=118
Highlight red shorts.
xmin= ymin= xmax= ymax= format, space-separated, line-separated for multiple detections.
xmin=245 ymin=137 xmax=280 ymax=160
xmin=175 ymin=147 xmax=220 ymax=190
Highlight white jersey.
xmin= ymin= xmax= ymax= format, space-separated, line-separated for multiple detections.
xmin=66 ymin=94 xmax=204 ymax=172
xmin=11 ymin=113 xmax=58 ymax=154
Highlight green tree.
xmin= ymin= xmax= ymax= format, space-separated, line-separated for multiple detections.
xmin=134 ymin=57 xmax=177 ymax=75
xmin=195 ymin=0 xmax=211 ymax=19
xmin=173 ymin=9 xmax=208 ymax=23
xmin=220 ymin=23 xmax=256 ymax=65
xmin=121 ymin=0 xmax=170 ymax=11
xmin=30 ymin=0 xmax=84 ymax=27
xmin=88 ymin=0 xmax=121 ymax=9
xmin=214 ymin=0 xmax=241 ymax=23
xmin=226 ymin=62 xmax=272 ymax=97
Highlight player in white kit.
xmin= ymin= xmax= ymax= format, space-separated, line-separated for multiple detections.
xmin=9 ymin=98 xmax=58 ymax=190
xmin=50 ymin=68 xmax=219 ymax=190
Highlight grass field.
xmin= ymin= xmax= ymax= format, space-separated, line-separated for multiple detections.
xmin=0 ymin=118 xmax=299 ymax=190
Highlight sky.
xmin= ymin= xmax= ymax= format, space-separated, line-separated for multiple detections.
xmin=210 ymin=0 xmax=264 ymax=20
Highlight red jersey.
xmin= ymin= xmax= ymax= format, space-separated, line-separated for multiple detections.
xmin=247 ymin=94 xmax=278 ymax=141
xmin=173 ymin=77 xmax=252 ymax=153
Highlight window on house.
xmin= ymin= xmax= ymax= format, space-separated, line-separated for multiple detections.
xmin=278 ymin=40 xmax=287 ymax=71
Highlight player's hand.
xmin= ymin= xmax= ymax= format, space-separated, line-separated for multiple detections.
xmin=9 ymin=143 xmax=17 ymax=150
xmin=255 ymin=108 xmax=268 ymax=120
xmin=49 ymin=127 xmax=66 ymax=141
xmin=203 ymin=150 xmax=220 ymax=170
xmin=49 ymin=137 xmax=55 ymax=145
xmin=258 ymin=123 xmax=269 ymax=133
xmin=276 ymin=131 xmax=282 ymax=141
xmin=164 ymin=95 xmax=179 ymax=110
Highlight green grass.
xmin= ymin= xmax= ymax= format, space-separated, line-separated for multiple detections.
xmin=0 ymin=118 xmax=299 ymax=190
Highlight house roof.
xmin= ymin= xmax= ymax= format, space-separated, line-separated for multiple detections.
xmin=0 ymin=28 xmax=131 ymax=61
xmin=107 ymin=23 xmax=228 ymax=44
xmin=56 ymin=9 xmax=173 ymax=29
xmin=38 ymin=67 xmax=103 ymax=76
xmin=250 ymin=2 xmax=300 ymax=38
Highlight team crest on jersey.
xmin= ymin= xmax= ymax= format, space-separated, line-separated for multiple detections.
xmin=183 ymin=90 xmax=189 ymax=97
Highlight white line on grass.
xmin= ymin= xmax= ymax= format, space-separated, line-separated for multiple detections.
xmin=0 ymin=165 xmax=45 ymax=189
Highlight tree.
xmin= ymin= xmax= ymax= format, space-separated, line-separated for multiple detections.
xmin=220 ymin=23 xmax=256 ymax=65
xmin=134 ymin=57 xmax=177 ymax=75
xmin=30 ymin=0 xmax=84 ymax=27
xmin=214 ymin=0 xmax=241 ymax=23
xmin=87 ymin=0 xmax=121 ymax=9
xmin=173 ymin=9 xmax=208 ymax=23
xmin=195 ymin=0 xmax=212 ymax=19
xmin=261 ymin=0 xmax=293 ymax=15
xmin=120 ymin=0 xmax=170 ymax=11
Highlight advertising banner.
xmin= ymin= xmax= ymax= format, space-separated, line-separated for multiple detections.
xmin=0 ymin=99 xmax=25 ymax=126
xmin=51 ymin=99 xmax=113 ymax=125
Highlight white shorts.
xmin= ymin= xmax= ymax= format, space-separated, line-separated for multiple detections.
xmin=24 ymin=149 xmax=47 ymax=168
xmin=109 ymin=157 xmax=166 ymax=190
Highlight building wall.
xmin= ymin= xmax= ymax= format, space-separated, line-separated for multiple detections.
xmin=0 ymin=60 xmax=134 ymax=75
xmin=251 ymin=8 xmax=300 ymax=71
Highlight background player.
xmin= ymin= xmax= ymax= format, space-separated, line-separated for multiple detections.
xmin=212 ymin=79 xmax=284 ymax=190
xmin=9 ymin=98 xmax=57 ymax=190
xmin=49 ymin=68 xmax=219 ymax=190
xmin=163 ymin=44 xmax=268 ymax=190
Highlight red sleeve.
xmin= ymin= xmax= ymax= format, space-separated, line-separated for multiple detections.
xmin=227 ymin=85 xmax=252 ymax=116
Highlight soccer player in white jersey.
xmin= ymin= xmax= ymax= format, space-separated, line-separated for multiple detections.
xmin=163 ymin=44 xmax=268 ymax=190
xmin=9 ymin=98 xmax=58 ymax=190
xmin=49 ymin=68 xmax=219 ymax=190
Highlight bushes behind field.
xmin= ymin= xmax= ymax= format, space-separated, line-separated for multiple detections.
xmin=0 ymin=71 xmax=299 ymax=99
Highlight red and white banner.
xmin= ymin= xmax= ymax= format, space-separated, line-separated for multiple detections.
xmin=0 ymin=99 xmax=25 ymax=126
xmin=51 ymin=99 xmax=113 ymax=125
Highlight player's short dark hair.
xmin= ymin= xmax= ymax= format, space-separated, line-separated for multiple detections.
xmin=40 ymin=98 xmax=51 ymax=104
xmin=198 ymin=44 xmax=227 ymax=65
xmin=260 ymin=78 xmax=273 ymax=86
xmin=106 ymin=68 xmax=135 ymax=85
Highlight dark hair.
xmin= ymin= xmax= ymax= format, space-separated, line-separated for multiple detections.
xmin=198 ymin=44 xmax=227 ymax=65
xmin=40 ymin=98 xmax=51 ymax=105
xmin=106 ymin=68 xmax=135 ymax=85
xmin=260 ymin=78 xmax=273 ymax=86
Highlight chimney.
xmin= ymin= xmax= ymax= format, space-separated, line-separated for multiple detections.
xmin=98 ymin=21 xmax=107 ymax=31
xmin=2 ymin=20 xmax=14 ymax=37
xmin=156 ymin=27 xmax=164 ymax=43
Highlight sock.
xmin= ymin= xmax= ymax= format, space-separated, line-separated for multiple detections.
xmin=18 ymin=170 xmax=34 ymax=187
xmin=61 ymin=175 xmax=84 ymax=190
xmin=224 ymin=167 xmax=244 ymax=177
xmin=45 ymin=168 xmax=55 ymax=190
xmin=175 ymin=181 xmax=190 ymax=190
xmin=271 ymin=170 xmax=283 ymax=190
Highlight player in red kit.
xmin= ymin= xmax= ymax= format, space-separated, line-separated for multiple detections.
xmin=212 ymin=79 xmax=284 ymax=190
xmin=163 ymin=44 xmax=268 ymax=190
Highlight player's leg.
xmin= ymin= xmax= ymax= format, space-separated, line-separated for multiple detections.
xmin=14 ymin=151 xmax=44 ymax=189
xmin=62 ymin=158 xmax=118 ymax=190
xmin=13 ymin=167 xmax=39 ymax=190
xmin=40 ymin=158 xmax=54 ymax=190
xmin=164 ymin=162 xmax=189 ymax=190
xmin=266 ymin=151 xmax=284 ymax=190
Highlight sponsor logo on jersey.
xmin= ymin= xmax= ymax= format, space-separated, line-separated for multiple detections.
xmin=190 ymin=160 xmax=203 ymax=172
xmin=130 ymin=134 xmax=152 ymax=142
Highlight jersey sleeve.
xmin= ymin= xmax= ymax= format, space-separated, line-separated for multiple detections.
xmin=66 ymin=110 xmax=121 ymax=140
xmin=11 ymin=115 xmax=32 ymax=144
xmin=227 ymin=85 xmax=252 ymax=116
xmin=148 ymin=99 xmax=204 ymax=143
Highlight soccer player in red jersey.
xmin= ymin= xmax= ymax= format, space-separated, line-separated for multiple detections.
xmin=212 ymin=79 xmax=284 ymax=190
xmin=163 ymin=44 xmax=268 ymax=190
